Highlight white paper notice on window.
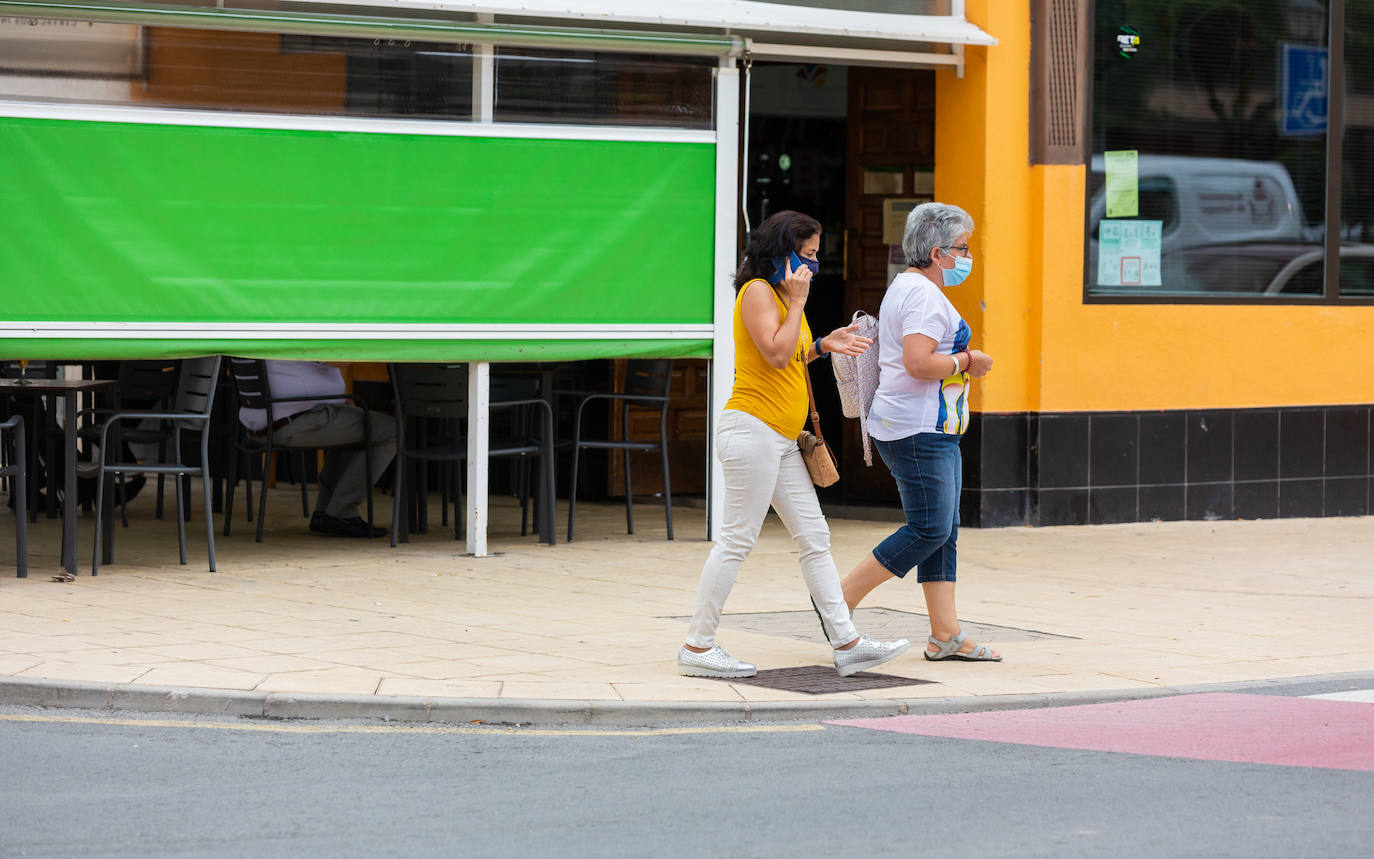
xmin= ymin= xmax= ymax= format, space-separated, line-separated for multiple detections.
xmin=1097 ymin=219 xmax=1162 ymax=286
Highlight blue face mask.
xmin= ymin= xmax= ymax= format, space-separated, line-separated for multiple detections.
xmin=766 ymin=251 xmax=820 ymax=285
xmin=940 ymin=254 xmax=973 ymax=287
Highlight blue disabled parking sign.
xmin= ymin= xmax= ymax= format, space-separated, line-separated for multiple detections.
xmin=1281 ymin=43 xmax=1328 ymax=136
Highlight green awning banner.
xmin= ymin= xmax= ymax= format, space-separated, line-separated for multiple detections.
xmin=0 ymin=115 xmax=717 ymax=360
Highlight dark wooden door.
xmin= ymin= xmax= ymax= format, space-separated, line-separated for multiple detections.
xmin=841 ymin=67 xmax=936 ymax=499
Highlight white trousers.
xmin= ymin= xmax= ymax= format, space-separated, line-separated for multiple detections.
xmin=685 ymin=409 xmax=859 ymax=649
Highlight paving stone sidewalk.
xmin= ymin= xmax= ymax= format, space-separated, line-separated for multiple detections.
xmin=1 ymin=489 xmax=1371 ymax=723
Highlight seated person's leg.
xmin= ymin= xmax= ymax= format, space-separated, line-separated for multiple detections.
xmin=273 ymin=404 xmax=386 ymax=538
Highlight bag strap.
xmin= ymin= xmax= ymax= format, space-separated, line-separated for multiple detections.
xmin=803 ymin=351 xmax=825 ymax=443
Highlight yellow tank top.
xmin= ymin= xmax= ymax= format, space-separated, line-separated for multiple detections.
xmin=724 ymin=278 xmax=813 ymax=439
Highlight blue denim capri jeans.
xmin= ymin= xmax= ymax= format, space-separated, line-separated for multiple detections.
xmin=872 ymin=432 xmax=961 ymax=583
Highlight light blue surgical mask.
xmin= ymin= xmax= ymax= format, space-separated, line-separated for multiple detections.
xmin=940 ymin=253 xmax=973 ymax=287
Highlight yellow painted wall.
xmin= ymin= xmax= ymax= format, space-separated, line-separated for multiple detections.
xmin=939 ymin=0 xmax=1374 ymax=413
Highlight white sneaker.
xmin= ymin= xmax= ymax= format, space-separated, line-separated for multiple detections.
xmin=677 ymin=645 xmax=757 ymax=678
xmin=834 ymin=635 xmax=910 ymax=677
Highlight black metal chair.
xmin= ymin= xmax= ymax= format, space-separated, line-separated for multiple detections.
xmin=223 ymin=358 xmax=376 ymax=543
xmin=566 ymin=359 xmax=674 ymax=541
xmin=0 ymin=414 xmax=28 ymax=578
xmin=91 ymin=356 xmax=221 ymax=575
xmin=388 ymin=363 xmax=555 ymax=546
xmin=78 ymin=359 xmax=181 ymax=524
xmin=0 ymin=361 xmax=58 ymax=522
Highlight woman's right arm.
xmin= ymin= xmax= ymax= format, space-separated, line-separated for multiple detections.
xmin=740 ymin=264 xmax=810 ymax=369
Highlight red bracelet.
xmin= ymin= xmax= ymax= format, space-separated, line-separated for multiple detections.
xmin=959 ymin=350 xmax=971 ymax=373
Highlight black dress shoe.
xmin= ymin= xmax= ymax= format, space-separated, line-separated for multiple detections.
xmin=309 ymin=511 xmax=342 ymax=535
xmin=74 ymin=474 xmax=146 ymax=507
xmin=309 ymin=511 xmax=385 ymax=538
xmin=337 ymin=516 xmax=387 ymax=538
xmin=120 ymin=474 xmax=147 ymax=502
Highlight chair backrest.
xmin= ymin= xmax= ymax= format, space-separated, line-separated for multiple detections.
xmin=117 ymin=360 xmax=181 ymax=407
xmin=0 ymin=360 xmax=58 ymax=380
xmin=227 ymin=357 xmax=272 ymax=417
xmin=390 ymin=363 xmax=467 ymax=420
xmin=0 ymin=414 xmax=23 ymax=479
xmin=624 ymin=359 xmax=673 ymax=398
xmin=173 ymin=356 xmax=222 ymax=426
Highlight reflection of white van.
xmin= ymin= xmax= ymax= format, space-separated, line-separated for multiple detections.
xmin=1090 ymin=154 xmax=1303 ymax=251
xmin=1088 ymin=155 xmax=1308 ymax=292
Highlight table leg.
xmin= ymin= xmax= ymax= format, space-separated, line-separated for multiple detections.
xmin=541 ymin=405 xmax=555 ymax=545
xmin=540 ymin=369 xmax=557 ymax=546
xmin=61 ymin=390 xmax=76 ymax=575
xmin=101 ymin=446 xmax=116 ymax=567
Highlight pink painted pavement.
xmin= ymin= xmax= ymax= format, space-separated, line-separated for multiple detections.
xmin=829 ymin=693 xmax=1374 ymax=772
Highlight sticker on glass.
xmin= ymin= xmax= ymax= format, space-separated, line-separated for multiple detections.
xmin=1097 ymin=219 xmax=1162 ymax=287
xmin=1116 ymin=25 xmax=1141 ymax=58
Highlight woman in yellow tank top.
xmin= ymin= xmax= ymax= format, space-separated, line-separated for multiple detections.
xmin=678 ymin=211 xmax=911 ymax=679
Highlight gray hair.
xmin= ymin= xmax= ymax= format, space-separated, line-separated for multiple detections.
xmin=902 ymin=202 xmax=975 ymax=267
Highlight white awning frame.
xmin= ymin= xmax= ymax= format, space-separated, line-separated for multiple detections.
xmin=285 ymin=1 xmax=997 ymax=46
xmin=288 ymin=1 xmax=998 ymax=74
xmin=3 ymin=0 xmax=995 ymax=73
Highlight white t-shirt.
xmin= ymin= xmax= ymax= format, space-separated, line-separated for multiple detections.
xmin=866 ymin=271 xmax=972 ymax=441
xmin=238 ymin=361 xmax=346 ymax=432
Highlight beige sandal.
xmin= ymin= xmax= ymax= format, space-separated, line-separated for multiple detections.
xmin=924 ymin=630 xmax=1001 ymax=661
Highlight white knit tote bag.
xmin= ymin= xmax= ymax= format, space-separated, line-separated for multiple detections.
xmin=830 ymin=310 xmax=881 ymax=465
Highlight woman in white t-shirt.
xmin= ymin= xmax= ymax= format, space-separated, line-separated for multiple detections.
xmin=837 ymin=202 xmax=1002 ymax=661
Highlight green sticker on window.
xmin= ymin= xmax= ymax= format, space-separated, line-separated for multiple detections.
xmin=1116 ymin=25 xmax=1141 ymax=59
xmin=1097 ymin=219 xmax=1162 ymax=287
xmin=1104 ymin=149 xmax=1139 ymax=218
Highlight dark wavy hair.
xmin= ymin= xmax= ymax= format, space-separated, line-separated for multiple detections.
xmin=734 ymin=210 xmax=822 ymax=290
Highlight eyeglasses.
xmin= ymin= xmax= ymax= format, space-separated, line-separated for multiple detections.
xmin=945 ymin=244 xmax=971 ymax=256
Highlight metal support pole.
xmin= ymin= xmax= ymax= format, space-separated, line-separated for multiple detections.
xmin=466 ymin=361 xmax=490 ymax=556
xmin=472 ymin=13 xmax=495 ymax=123
xmin=1323 ymin=0 xmax=1346 ymax=302
xmin=709 ymin=58 xmax=740 ymax=542
xmin=952 ymin=0 xmax=967 ymax=78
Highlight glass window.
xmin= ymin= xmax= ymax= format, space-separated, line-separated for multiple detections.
xmin=494 ymin=49 xmax=714 ymax=129
xmin=0 ymin=18 xmax=715 ymax=129
xmin=0 ymin=19 xmax=474 ymax=120
xmin=1342 ymin=2 xmax=1374 ymax=296
xmin=1087 ymin=1 xmax=1329 ymax=299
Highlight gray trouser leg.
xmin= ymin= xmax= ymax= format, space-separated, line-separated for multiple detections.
xmin=272 ymin=405 xmax=397 ymax=520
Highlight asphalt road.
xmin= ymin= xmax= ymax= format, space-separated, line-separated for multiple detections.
xmin=2 ymin=692 xmax=1371 ymax=858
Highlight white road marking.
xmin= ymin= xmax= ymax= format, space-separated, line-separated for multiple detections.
xmin=1304 ymin=689 xmax=1374 ymax=704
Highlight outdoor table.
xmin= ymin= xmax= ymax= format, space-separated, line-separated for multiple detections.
xmin=0 ymin=377 xmax=117 ymax=575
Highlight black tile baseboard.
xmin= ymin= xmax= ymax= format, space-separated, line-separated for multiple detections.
xmin=1234 ymin=411 xmax=1279 ymax=481
xmin=964 ymin=405 xmax=1374 ymax=527
xmin=1280 ymin=410 xmax=1325 ymax=479
xmin=1139 ymin=413 xmax=1186 ymax=485
xmin=1186 ymin=482 xmax=1233 ymax=521
xmin=1139 ymin=484 xmax=1186 ymax=522
xmin=1038 ymin=415 xmax=1089 ymax=489
xmin=1325 ymin=477 xmax=1370 ymax=517
xmin=1234 ymin=481 xmax=1279 ymax=520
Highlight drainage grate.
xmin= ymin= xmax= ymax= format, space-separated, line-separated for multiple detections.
xmin=722 ymin=665 xmax=933 ymax=695
xmin=668 ymin=607 xmax=1076 ymax=645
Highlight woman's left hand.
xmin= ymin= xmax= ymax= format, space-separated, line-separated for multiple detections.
xmin=822 ymin=322 xmax=873 ymax=356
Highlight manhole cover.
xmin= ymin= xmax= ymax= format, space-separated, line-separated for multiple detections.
xmin=667 ymin=607 xmax=1076 ymax=645
xmin=720 ymin=665 xmax=933 ymax=695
